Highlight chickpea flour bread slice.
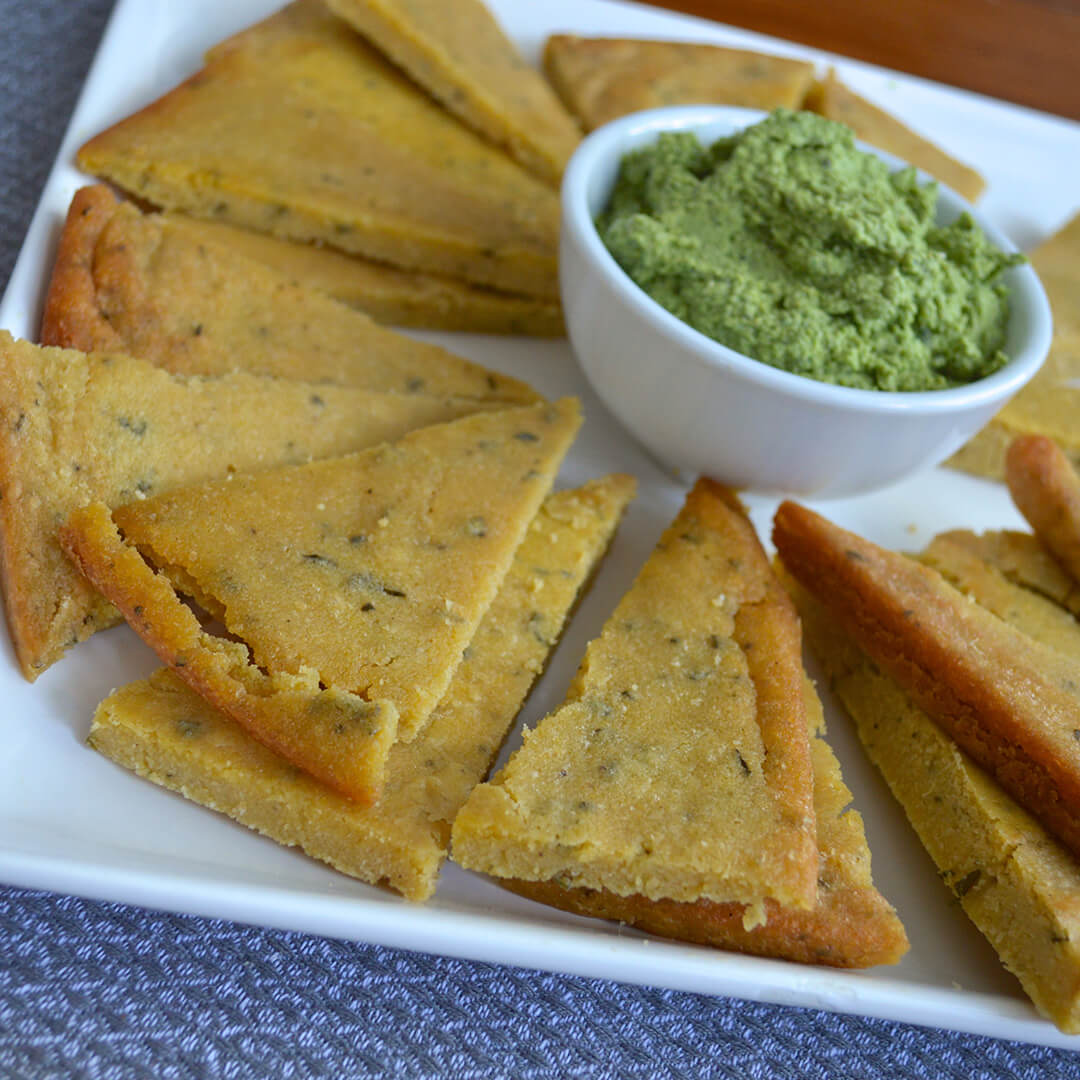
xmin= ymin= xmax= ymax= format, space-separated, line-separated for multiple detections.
xmin=773 ymin=501 xmax=1080 ymax=863
xmin=788 ymin=573 xmax=1080 ymax=1033
xmin=803 ymin=69 xmax=985 ymax=204
xmin=62 ymin=399 xmax=581 ymax=742
xmin=948 ymin=213 xmax=1080 ymax=480
xmin=159 ymin=214 xmax=564 ymax=337
xmin=326 ymin=0 xmax=580 ymax=187
xmin=920 ymin=531 xmax=1080 ymax=655
xmin=504 ymin=677 xmax=907 ymax=967
xmin=926 ymin=528 xmax=1080 ymax=619
xmin=542 ymin=35 xmax=815 ymax=132
xmin=452 ymin=479 xmax=818 ymax=911
xmin=87 ymin=477 xmax=635 ymax=900
xmin=1006 ymin=434 xmax=1080 ymax=587
xmin=77 ymin=0 xmax=559 ymax=298
xmin=41 ymin=186 xmax=538 ymax=400
xmin=0 ymin=332 xmax=494 ymax=681
xmin=61 ymin=503 xmax=397 ymax=803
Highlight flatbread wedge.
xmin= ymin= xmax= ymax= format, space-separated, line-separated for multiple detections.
xmin=41 ymin=185 xmax=539 ymax=400
xmin=61 ymin=502 xmax=398 ymax=803
xmin=803 ymin=69 xmax=985 ymax=203
xmin=60 ymin=399 xmax=582 ymax=742
xmin=1006 ymin=434 xmax=1080 ymax=585
xmin=926 ymin=528 xmax=1080 ymax=619
xmin=0 ymin=331 xmax=494 ymax=680
xmin=503 ymin=675 xmax=907 ymax=967
xmin=789 ymin=570 xmax=1080 ymax=1033
xmin=542 ymin=34 xmax=815 ymax=132
xmin=327 ymin=0 xmax=580 ymax=186
xmin=453 ymin=479 xmax=819 ymax=911
xmin=920 ymin=530 xmax=1080 ymax=651
xmin=77 ymin=0 xmax=559 ymax=298
xmin=948 ymin=214 xmax=1080 ymax=480
xmin=773 ymin=500 xmax=1080 ymax=862
xmin=88 ymin=476 xmax=635 ymax=900
xmin=160 ymin=214 xmax=564 ymax=336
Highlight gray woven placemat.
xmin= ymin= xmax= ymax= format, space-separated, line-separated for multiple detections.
xmin=0 ymin=1 xmax=1077 ymax=1076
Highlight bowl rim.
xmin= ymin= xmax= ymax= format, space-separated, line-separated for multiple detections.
xmin=561 ymin=104 xmax=1054 ymax=417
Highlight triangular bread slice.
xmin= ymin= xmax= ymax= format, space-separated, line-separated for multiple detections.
xmin=87 ymin=476 xmax=634 ymax=900
xmin=803 ymin=69 xmax=985 ymax=204
xmin=61 ymin=502 xmax=398 ymax=803
xmin=504 ymin=676 xmax=907 ymax=967
xmin=452 ymin=479 xmax=819 ymax=911
xmin=77 ymin=1 xmax=559 ymax=298
xmin=161 ymin=214 xmax=564 ymax=336
xmin=0 ymin=331 xmax=496 ymax=680
xmin=789 ymin=570 xmax=1080 ymax=1032
xmin=41 ymin=186 xmax=539 ymax=400
xmin=542 ymin=34 xmax=816 ymax=132
xmin=60 ymin=399 xmax=582 ymax=743
xmin=926 ymin=528 xmax=1080 ymax=618
xmin=327 ymin=0 xmax=580 ymax=186
xmin=773 ymin=501 xmax=1080 ymax=863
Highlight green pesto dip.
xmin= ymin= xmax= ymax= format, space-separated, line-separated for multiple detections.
xmin=598 ymin=109 xmax=1021 ymax=391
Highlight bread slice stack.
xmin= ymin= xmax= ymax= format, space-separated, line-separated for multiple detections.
xmin=775 ymin=459 xmax=1080 ymax=1031
xmin=73 ymin=0 xmax=581 ymax=334
xmin=453 ymin=479 xmax=907 ymax=967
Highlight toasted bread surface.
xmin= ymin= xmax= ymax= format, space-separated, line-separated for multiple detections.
xmin=328 ymin=0 xmax=580 ymax=185
xmin=77 ymin=1 xmax=559 ymax=297
xmin=89 ymin=477 xmax=634 ymax=900
xmin=453 ymin=479 xmax=818 ymax=909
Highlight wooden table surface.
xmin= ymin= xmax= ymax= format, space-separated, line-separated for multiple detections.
xmin=647 ymin=0 xmax=1079 ymax=122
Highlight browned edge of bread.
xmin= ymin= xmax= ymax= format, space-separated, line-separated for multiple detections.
xmin=1006 ymin=434 xmax=1080 ymax=585
xmin=773 ymin=500 xmax=1080 ymax=862
xmin=40 ymin=185 xmax=126 ymax=352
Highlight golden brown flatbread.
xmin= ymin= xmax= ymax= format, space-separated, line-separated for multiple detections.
xmin=948 ymin=214 xmax=1080 ymax=480
xmin=77 ymin=1 xmax=559 ymax=298
xmin=503 ymin=676 xmax=907 ymax=968
xmin=542 ymin=34 xmax=815 ymax=131
xmin=454 ymin=479 xmax=819 ymax=912
xmin=328 ymin=0 xmax=580 ymax=186
xmin=774 ymin=500 xmax=1080 ymax=863
xmin=60 ymin=400 xmax=582 ymax=743
xmin=88 ymin=477 xmax=635 ymax=900
xmin=41 ymin=186 xmax=539 ymax=400
xmin=0 ymin=332 xmax=494 ymax=681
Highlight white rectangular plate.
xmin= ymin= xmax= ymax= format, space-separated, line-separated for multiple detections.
xmin=4 ymin=0 xmax=1080 ymax=1051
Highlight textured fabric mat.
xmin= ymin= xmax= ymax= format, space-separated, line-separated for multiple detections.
xmin=0 ymin=1 xmax=1078 ymax=1076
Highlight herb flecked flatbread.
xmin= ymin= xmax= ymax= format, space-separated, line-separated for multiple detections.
xmin=0 ymin=331 xmax=495 ymax=680
xmin=77 ymin=0 xmax=559 ymax=298
xmin=542 ymin=34 xmax=816 ymax=131
xmin=88 ymin=476 xmax=634 ymax=900
xmin=328 ymin=0 xmax=580 ymax=186
xmin=42 ymin=186 xmax=540 ymax=399
xmin=453 ymin=479 xmax=819 ymax=912
xmin=60 ymin=400 xmax=582 ymax=742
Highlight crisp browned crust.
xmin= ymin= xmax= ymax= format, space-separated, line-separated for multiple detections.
xmin=502 ymin=877 xmax=906 ymax=969
xmin=773 ymin=500 xmax=1080 ymax=862
xmin=39 ymin=185 xmax=126 ymax=352
xmin=58 ymin=501 xmax=398 ymax=804
xmin=697 ymin=484 xmax=817 ymax=844
xmin=1006 ymin=434 xmax=1080 ymax=585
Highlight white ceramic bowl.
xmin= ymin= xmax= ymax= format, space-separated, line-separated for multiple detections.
xmin=560 ymin=105 xmax=1053 ymax=497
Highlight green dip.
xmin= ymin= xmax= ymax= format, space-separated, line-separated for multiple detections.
xmin=598 ymin=109 xmax=1021 ymax=391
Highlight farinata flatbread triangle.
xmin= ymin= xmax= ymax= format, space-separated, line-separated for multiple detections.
xmin=60 ymin=399 xmax=582 ymax=743
xmin=77 ymin=0 xmax=560 ymax=298
xmin=453 ymin=479 xmax=819 ymax=912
